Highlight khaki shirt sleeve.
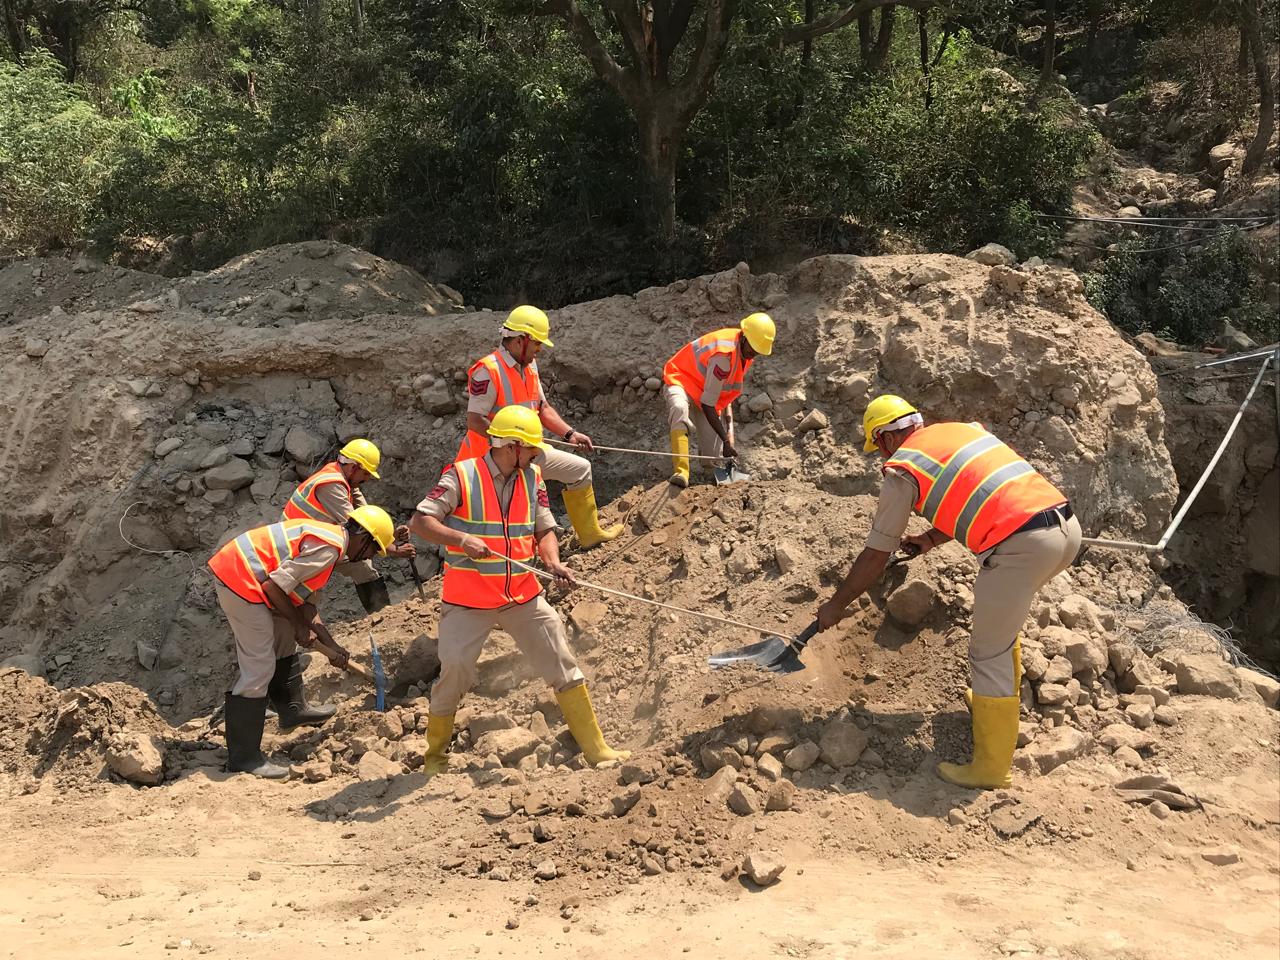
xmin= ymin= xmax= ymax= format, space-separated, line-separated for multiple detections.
xmin=351 ymin=486 xmax=368 ymax=510
xmin=311 ymin=479 xmax=354 ymax=524
xmin=533 ymin=475 xmax=556 ymax=534
xmin=415 ymin=469 xmax=462 ymax=521
xmin=865 ymin=469 xmax=919 ymax=553
xmin=466 ymin=367 xmax=497 ymax=416
xmin=269 ymin=543 xmax=341 ymax=595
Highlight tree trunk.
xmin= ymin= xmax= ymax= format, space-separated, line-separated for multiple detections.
xmin=352 ymin=0 xmax=365 ymax=35
xmin=1039 ymin=0 xmax=1056 ymax=89
xmin=639 ymin=109 xmax=682 ymax=243
xmin=795 ymin=0 xmax=813 ymax=115
xmin=870 ymin=5 xmax=895 ymax=72
xmin=1242 ymin=0 xmax=1275 ymax=174
xmin=2 ymin=0 xmax=27 ymax=59
xmin=918 ymin=12 xmax=932 ymax=110
xmin=1237 ymin=20 xmax=1250 ymax=76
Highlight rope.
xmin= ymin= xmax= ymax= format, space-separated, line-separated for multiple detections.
xmin=118 ymin=501 xmax=196 ymax=577
xmin=546 ymin=437 xmax=727 ymax=461
xmin=495 ymin=551 xmax=785 ymax=639
xmin=1084 ymin=352 xmax=1274 ymax=552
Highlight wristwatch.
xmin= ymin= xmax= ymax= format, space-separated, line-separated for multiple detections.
xmin=563 ymin=428 xmax=575 ymax=441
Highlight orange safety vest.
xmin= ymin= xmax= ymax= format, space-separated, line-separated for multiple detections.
xmin=662 ymin=328 xmax=752 ymax=413
xmin=282 ymin=461 xmax=351 ymax=523
xmin=455 ymin=350 xmax=544 ymax=461
xmin=441 ymin=457 xmax=542 ymax=609
xmin=208 ymin=519 xmax=347 ymax=606
xmin=885 ymin=422 xmax=1066 ymax=555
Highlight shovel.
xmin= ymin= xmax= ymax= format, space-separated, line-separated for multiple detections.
xmin=706 ymin=543 xmax=923 ymax=674
xmin=713 ymin=458 xmax=751 ymax=485
xmin=369 ymin=631 xmax=387 ymax=712
xmin=306 ymin=631 xmax=383 ymax=702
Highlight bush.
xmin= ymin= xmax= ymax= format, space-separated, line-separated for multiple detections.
xmin=1084 ymin=231 xmax=1277 ymax=346
xmin=0 ymin=51 xmax=128 ymax=255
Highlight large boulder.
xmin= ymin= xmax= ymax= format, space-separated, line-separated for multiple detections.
xmin=105 ymin=733 xmax=165 ymax=785
xmin=1174 ymin=653 xmax=1243 ymax=699
xmin=886 ymin=579 xmax=937 ymax=628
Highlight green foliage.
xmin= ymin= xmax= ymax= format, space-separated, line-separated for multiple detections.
xmin=0 ymin=51 xmax=128 ymax=255
xmin=1084 ymin=232 xmax=1277 ymax=345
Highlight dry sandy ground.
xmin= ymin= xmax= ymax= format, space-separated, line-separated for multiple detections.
xmin=3 ymin=702 xmax=1276 ymax=960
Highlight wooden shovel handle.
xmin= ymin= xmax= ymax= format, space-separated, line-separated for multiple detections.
xmin=306 ymin=635 xmax=374 ymax=682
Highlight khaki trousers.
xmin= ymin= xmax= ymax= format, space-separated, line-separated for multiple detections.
xmin=430 ymin=595 xmax=584 ymax=714
xmin=970 ymin=513 xmax=1083 ymax=697
xmin=664 ymin=386 xmax=726 ymax=464
xmin=532 ymin=445 xmax=593 ymax=491
xmin=216 ymin=585 xmax=297 ymax=697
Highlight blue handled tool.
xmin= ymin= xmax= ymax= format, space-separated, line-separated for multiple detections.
xmin=368 ymin=631 xmax=386 ymax=712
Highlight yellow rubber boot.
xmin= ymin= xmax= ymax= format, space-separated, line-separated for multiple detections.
xmin=669 ymin=429 xmax=690 ymax=488
xmin=936 ymin=695 xmax=1020 ymax=789
xmin=556 ymin=683 xmax=629 ymax=765
xmin=423 ymin=713 xmax=454 ymax=776
xmin=964 ymin=638 xmax=1020 ymax=713
xmin=562 ymin=485 xmax=623 ymax=549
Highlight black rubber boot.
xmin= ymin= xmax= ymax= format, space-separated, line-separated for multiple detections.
xmin=224 ymin=693 xmax=288 ymax=779
xmin=355 ymin=578 xmax=391 ymax=614
xmin=268 ymin=654 xmax=337 ymax=730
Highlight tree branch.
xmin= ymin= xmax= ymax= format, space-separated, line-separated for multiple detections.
xmin=783 ymin=0 xmax=936 ymax=44
xmin=602 ymin=0 xmax=651 ymax=79
xmin=675 ymin=0 xmax=736 ymax=120
xmin=546 ymin=0 xmax=637 ymax=103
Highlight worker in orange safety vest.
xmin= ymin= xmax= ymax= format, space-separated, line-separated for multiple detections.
xmin=208 ymin=505 xmax=395 ymax=779
xmin=410 ymin=406 xmax=628 ymax=776
xmin=662 ymin=313 xmax=775 ymax=486
xmin=814 ymin=395 xmax=1081 ymax=791
xmin=281 ymin=437 xmax=416 ymax=614
xmin=453 ymin=305 xmax=621 ymax=549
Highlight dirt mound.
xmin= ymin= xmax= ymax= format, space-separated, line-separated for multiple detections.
xmin=172 ymin=240 xmax=466 ymax=323
xmin=0 ymin=255 xmax=168 ymax=325
xmin=0 ymin=668 xmax=173 ymax=791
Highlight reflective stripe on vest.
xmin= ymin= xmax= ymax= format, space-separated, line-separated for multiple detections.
xmin=661 ymin=328 xmax=753 ymax=413
xmin=282 ymin=462 xmax=351 ymax=523
xmin=455 ymin=352 xmax=543 ymax=462
xmin=884 ymin=422 xmax=1067 ymax=554
xmin=207 ymin=519 xmax=347 ymax=606
xmin=441 ymin=458 xmax=542 ymax=609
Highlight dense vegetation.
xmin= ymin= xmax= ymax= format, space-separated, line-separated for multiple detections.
xmin=1 ymin=0 xmax=1275 ymax=331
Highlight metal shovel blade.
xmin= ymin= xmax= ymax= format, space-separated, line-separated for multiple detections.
xmin=713 ymin=459 xmax=751 ymax=486
xmin=369 ymin=631 xmax=387 ymax=712
xmin=708 ymin=635 xmax=788 ymax=669
xmin=763 ymin=647 xmax=807 ymax=674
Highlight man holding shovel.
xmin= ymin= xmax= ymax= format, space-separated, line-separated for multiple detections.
xmin=208 ymin=505 xmax=396 ymax=779
xmin=410 ymin=405 xmax=629 ymax=776
xmin=813 ymin=396 xmax=1080 ymax=790
xmin=662 ymin=313 xmax=775 ymax=487
xmin=453 ymin=305 xmax=622 ymax=549
xmin=280 ymin=438 xmax=417 ymax=614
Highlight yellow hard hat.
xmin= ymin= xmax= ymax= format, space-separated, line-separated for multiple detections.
xmin=740 ymin=312 xmax=776 ymax=356
xmin=487 ymin=405 xmax=547 ymax=449
xmin=339 ymin=438 xmax=381 ymax=479
xmin=504 ymin=305 xmax=554 ymax=347
xmin=863 ymin=395 xmax=919 ymax=452
xmin=348 ymin=504 xmax=394 ymax=555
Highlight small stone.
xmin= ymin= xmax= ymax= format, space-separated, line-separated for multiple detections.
xmin=796 ymin=409 xmax=829 ymax=434
xmin=1200 ymin=845 xmax=1240 ymax=866
xmin=747 ymin=393 xmax=774 ymax=413
xmin=356 ymin=751 xmax=403 ymax=780
xmin=1126 ymin=702 xmax=1155 ymax=729
xmin=105 ymin=733 xmax=165 ymax=785
xmin=644 ymin=377 xmax=661 ymax=391
xmin=610 ymin=786 xmax=642 ymax=817
xmin=1236 ymin=667 xmax=1280 ymax=708
xmin=248 ymin=870 xmax=262 ymax=881
xmin=742 ymin=851 xmax=785 ymax=886
xmin=204 ymin=458 xmax=255 ymax=491
xmin=24 ymin=338 xmax=50 ymax=358
xmin=1037 ymin=683 xmax=1070 ymax=706
xmin=1148 ymin=800 xmax=1170 ymax=820
xmin=506 ymin=917 xmax=520 ymax=930
xmin=535 ymin=860 xmax=557 ymax=880
xmin=764 ymin=780 xmax=795 ymax=812
xmin=1042 ymin=656 xmax=1073 ymax=685
xmin=283 ymin=424 xmax=329 ymax=465
xmin=1174 ymin=653 xmax=1242 ymax=699
xmin=155 ymin=437 xmax=184 ymax=458
xmin=818 ymin=720 xmax=868 ymax=768
xmin=756 ymin=753 xmax=784 ymax=781
xmin=1113 ymin=746 xmax=1143 ymax=767
xmin=474 ymin=728 xmax=541 ymax=767
xmin=966 ymin=243 xmax=1016 ymax=266
xmin=728 ymin=784 xmax=761 ymax=816
xmin=886 ymin=579 xmax=937 ymax=628
xmin=947 ymin=808 xmax=968 ymax=826
xmin=783 ymin=740 xmax=820 ymax=772
xmin=1154 ymin=705 xmax=1178 ymax=726
xmin=699 ymin=742 xmax=742 ymax=773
